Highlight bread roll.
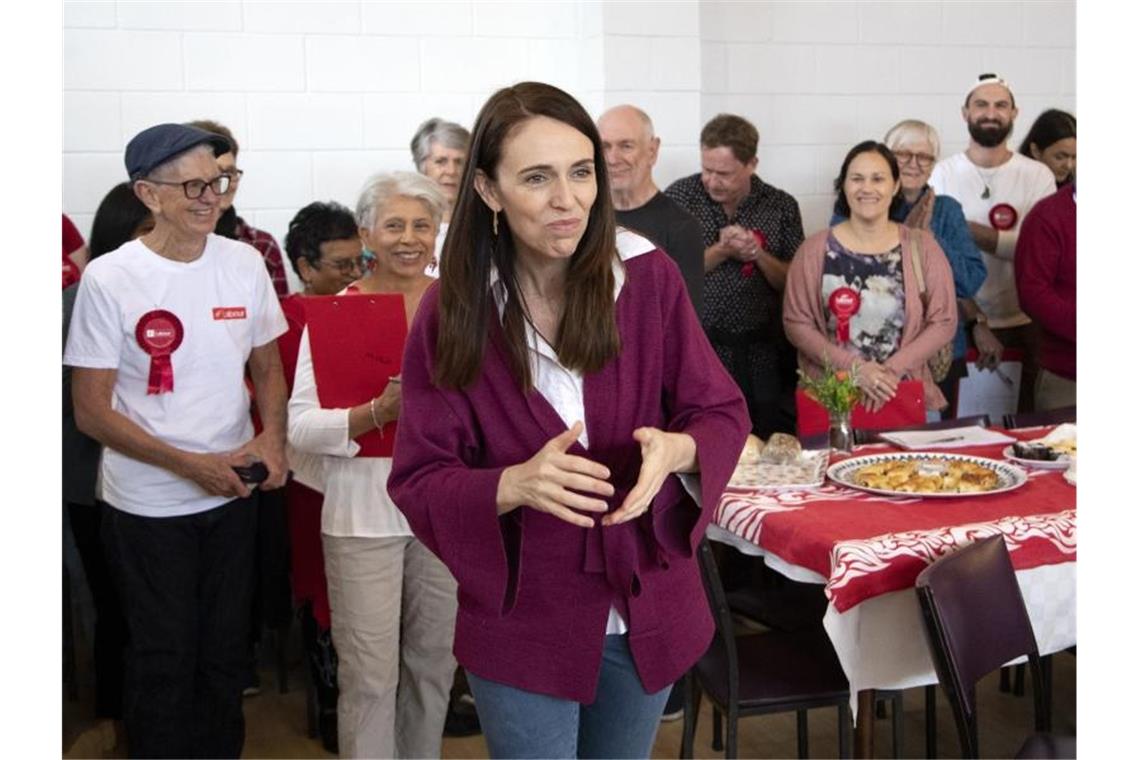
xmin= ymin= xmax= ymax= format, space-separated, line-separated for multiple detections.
xmin=738 ymin=434 xmax=765 ymax=465
xmin=758 ymin=432 xmax=802 ymax=465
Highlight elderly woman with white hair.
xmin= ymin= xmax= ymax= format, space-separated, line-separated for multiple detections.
xmin=410 ymin=117 xmax=470 ymax=276
xmin=833 ymin=120 xmax=988 ymax=413
xmin=287 ymin=171 xmax=457 ymax=758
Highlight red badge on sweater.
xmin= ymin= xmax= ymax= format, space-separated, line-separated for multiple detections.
xmin=135 ymin=310 xmax=184 ymax=394
xmin=989 ymin=203 xmax=1018 ymax=231
xmin=828 ymin=287 xmax=861 ymax=346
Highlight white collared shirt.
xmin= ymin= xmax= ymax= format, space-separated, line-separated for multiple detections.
xmin=490 ymin=228 xmax=658 ymax=635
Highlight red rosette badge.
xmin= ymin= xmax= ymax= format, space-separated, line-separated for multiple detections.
xmin=828 ymin=287 xmax=861 ymax=345
xmin=988 ymin=203 xmax=1018 ymax=231
xmin=742 ymin=229 xmax=767 ymax=278
xmin=135 ymin=309 xmax=184 ymax=394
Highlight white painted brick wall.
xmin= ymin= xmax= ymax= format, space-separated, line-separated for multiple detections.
xmin=243 ymin=1 xmax=361 ymax=35
xmin=62 ymin=0 xmax=1074 ymax=281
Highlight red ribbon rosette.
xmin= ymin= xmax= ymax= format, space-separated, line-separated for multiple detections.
xmin=828 ymin=287 xmax=861 ymax=346
xmin=741 ymin=229 xmax=767 ymax=279
xmin=988 ymin=203 xmax=1018 ymax=231
xmin=135 ymin=309 xmax=184 ymax=395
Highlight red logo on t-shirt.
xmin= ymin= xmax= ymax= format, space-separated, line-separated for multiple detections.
xmin=212 ymin=307 xmax=247 ymax=320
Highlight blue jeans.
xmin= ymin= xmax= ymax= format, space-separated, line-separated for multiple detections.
xmin=467 ymin=635 xmax=671 ymax=759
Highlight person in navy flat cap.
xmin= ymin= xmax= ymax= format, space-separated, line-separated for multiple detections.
xmin=65 ymin=123 xmax=289 ymax=758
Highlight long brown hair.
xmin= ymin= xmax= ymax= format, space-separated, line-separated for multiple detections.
xmin=435 ymin=82 xmax=620 ymax=391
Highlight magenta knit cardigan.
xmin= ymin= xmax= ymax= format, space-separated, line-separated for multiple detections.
xmin=388 ymin=250 xmax=749 ymax=702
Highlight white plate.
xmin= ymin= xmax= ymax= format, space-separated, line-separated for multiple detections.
xmin=1002 ymin=446 xmax=1072 ymax=471
xmin=731 ymin=450 xmax=828 ymax=490
xmin=827 ymin=452 xmax=1028 ymax=498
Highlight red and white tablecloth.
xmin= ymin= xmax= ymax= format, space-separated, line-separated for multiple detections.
xmin=708 ymin=427 xmax=1077 ymax=710
xmin=713 ymin=430 xmax=1076 ymax=612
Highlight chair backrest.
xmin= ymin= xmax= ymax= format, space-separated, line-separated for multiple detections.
xmin=1002 ymin=405 xmax=1076 ymax=430
xmin=914 ymin=535 xmax=1047 ymax=758
xmin=852 ymin=413 xmax=992 ymax=445
xmin=695 ymin=539 xmax=741 ymax=703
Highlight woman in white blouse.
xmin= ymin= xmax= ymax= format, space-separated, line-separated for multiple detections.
xmin=287 ymin=172 xmax=455 ymax=759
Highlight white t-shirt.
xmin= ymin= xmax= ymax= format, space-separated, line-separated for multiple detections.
xmin=929 ymin=152 xmax=1056 ymax=328
xmin=63 ymin=235 xmax=288 ymax=517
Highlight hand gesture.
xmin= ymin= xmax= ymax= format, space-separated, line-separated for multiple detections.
xmin=603 ymin=428 xmax=696 ymax=527
xmin=234 ymin=432 xmax=289 ymax=491
xmin=496 ymin=422 xmax=613 ymax=528
xmin=855 ymin=361 xmax=899 ymax=413
xmin=179 ymin=451 xmax=253 ymax=499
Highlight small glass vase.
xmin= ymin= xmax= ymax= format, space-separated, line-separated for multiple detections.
xmin=828 ymin=409 xmax=854 ymax=453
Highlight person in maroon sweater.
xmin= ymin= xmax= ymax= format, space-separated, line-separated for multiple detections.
xmin=1015 ymin=183 xmax=1076 ymax=410
xmin=388 ymin=82 xmax=749 ymax=759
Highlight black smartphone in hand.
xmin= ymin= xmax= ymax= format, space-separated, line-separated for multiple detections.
xmin=232 ymin=461 xmax=269 ymax=485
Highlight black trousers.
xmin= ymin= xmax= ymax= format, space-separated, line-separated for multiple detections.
xmin=68 ymin=502 xmax=127 ymax=719
xmin=102 ymin=497 xmax=256 ymax=759
xmin=709 ymin=333 xmax=797 ymax=439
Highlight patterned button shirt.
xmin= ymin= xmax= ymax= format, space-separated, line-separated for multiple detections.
xmin=664 ymin=174 xmax=804 ymax=337
xmin=236 ymin=216 xmax=290 ymax=298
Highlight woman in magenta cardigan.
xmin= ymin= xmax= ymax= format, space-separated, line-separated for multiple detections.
xmin=387 ymin=82 xmax=749 ymax=758
xmin=784 ymin=141 xmax=957 ymax=414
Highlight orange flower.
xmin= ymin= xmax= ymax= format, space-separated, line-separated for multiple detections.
xmin=835 ymin=370 xmax=848 ymax=381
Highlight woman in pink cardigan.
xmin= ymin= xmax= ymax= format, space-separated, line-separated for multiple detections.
xmin=784 ymin=141 xmax=957 ymax=413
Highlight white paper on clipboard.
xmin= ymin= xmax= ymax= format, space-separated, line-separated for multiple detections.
xmin=955 ymin=359 xmax=1022 ymax=419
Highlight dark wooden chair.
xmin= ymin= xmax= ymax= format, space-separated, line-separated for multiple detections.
xmin=998 ymin=404 xmax=1074 ymax=697
xmin=915 ymin=536 xmax=1075 ymax=758
xmin=1002 ymin=406 xmax=1076 ymax=430
xmin=683 ymin=540 xmax=903 ymax=759
xmin=852 ymin=414 xmax=991 ymax=446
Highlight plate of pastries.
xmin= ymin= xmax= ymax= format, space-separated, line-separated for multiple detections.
xmin=827 ymin=452 xmax=1027 ymax=498
xmin=730 ymin=433 xmax=829 ymax=489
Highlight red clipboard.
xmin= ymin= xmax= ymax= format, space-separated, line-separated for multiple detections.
xmin=796 ymin=379 xmax=926 ymax=438
xmin=304 ymin=293 xmax=407 ymax=457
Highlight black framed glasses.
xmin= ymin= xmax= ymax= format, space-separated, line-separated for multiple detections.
xmin=223 ymin=169 xmax=245 ymax=183
xmin=893 ymin=150 xmax=936 ymax=169
xmin=143 ymin=174 xmax=233 ymax=199
xmin=312 ymin=256 xmax=367 ymax=275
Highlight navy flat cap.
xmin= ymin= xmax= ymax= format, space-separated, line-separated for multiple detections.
xmin=125 ymin=123 xmax=232 ymax=180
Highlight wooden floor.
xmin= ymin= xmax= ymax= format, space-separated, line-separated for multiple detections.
xmin=64 ymin=630 xmax=1075 ymax=759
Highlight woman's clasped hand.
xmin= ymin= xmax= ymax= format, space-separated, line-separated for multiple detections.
xmin=853 ymin=361 xmax=900 ymax=413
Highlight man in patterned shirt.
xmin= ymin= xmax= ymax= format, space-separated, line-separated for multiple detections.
xmin=189 ymin=120 xmax=290 ymax=298
xmin=665 ymin=114 xmax=804 ymax=437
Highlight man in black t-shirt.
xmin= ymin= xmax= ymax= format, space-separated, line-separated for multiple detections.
xmin=597 ymin=105 xmax=704 ymax=316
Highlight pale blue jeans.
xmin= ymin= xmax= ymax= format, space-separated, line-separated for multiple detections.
xmin=467 ymin=634 xmax=671 ymax=759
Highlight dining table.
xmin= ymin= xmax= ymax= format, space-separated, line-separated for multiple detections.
xmin=706 ymin=426 xmax=1076 ymax=758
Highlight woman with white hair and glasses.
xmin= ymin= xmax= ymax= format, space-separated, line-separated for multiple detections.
xmin=833 ymin=120 xmax=988 ymax=414
xmin=287 ymin=172 xmax=457 ymax=758
xmin=410 ymin=117 xmax=470 ymax=276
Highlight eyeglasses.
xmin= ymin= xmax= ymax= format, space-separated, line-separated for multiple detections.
xmin=223 ymin=169 xmax=244 ymax=183
xmin=143 ymin=174 xmax=233 ymax=199
xmin=893 ymin=151 xmax=936 ymax=169
xmin=312 ymin=256 xmax=367 ymax=275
